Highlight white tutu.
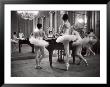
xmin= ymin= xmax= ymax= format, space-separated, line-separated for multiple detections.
xmin=29 ymin=36 xmax=49 ymax=47
xmin=72 ymin=39 xmax=83 ymax=46
xmin=72 ymin=37 xmax=97 ymax=47
xmin=56 ymin=35 xmax=76 ymax=43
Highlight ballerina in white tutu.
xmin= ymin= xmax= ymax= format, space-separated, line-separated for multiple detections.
xmin=72 ymin=29 xmax=88 ymax=66
xmin=29 ymin=23 xmax=48 ymax=69
xmin=56 ymin=14 xmax=76 ymax=70
xmin=72 ymin=28 xmax=98 ymax=65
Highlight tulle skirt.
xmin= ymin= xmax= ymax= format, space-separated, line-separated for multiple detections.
xmin=72 ymin=37 xmax=90 ymax=46
xmin=56 ymin=35 xmax=76 ymax=43
xmin=72 ymin=37 xmax=97 ymax=47
xmin=82 ymin=37 xmax=97 ymax=47
xmin=29 ymin=37 xmax=49 ymax=47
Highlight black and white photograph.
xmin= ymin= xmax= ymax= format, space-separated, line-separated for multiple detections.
xmin=4 ymin=4 xmax=107 ymax=84
xmin=11 ymin=10 xmax=100 ymax=76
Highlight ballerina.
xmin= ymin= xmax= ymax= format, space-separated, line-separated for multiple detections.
xmin=84 ymin=29 xmax=98 ymax=56
xmin=72 ymin=29 xmax=89 ymax=66
xmin=56 ymin=14 xmax=76 ymax=70
xmin=72 ymin=28 xmax=98 ymax=66
xmin=29 ymin=23 xmax=49 ymax=69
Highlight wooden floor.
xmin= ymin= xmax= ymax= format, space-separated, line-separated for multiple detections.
xmin=11 ymin=45 xmax=100 ymax=77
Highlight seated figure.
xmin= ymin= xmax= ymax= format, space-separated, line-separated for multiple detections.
xmin=19 ymin=32 xmax=25 ymax=40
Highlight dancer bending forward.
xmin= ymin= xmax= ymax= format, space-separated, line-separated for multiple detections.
xmin=29 ymin=23 xmax=49 ymax=69
xmin=56 ymin=14 xmax=76 ymax=70
xmin=72 ymin=30 xmax=90 ymax=66
xmin=84 ymin=29 xmax=98 ymax=56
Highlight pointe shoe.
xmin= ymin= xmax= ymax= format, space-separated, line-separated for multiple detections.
xmin=84 ymin=59 xmax=88 ymax=67
xmin=66 ymin=63 xmax=70 ymax=71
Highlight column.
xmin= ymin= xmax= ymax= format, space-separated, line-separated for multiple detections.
xmin=33 ymin=17 xmax=35 ymax=31
xmin=90 ymin=11 xmax=92 ymax=30
xmin=43 ymin=16 xmax=47 ymax=34
xmin=84 ymin=11 xmax=87 ymax=24
xmin=41 ymin=16 xmax=46 ymax=31
xmin=73 ymin=11 xmax=75 ymax=25
xmin=94 ymin=11 xmax=96 ymax=34
xmin=95 ymin=11 xmax=100 ymax=38
xmin=49 ymin=11 xmax=53 ymax=31
xmin=54 ymin=11 xmax=57 ymax=34
xmin=35 ymin=17 xmax=37 ymax=29
xmin=41 ymin=17 xmax=44 ymax=30
xmin=84 ymin=11 xmax=87 ymax=33
xmin=92 ymin=11 xmax=95 ymax=31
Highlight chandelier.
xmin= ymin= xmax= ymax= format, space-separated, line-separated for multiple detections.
xmin=17 ymin=11 xmax=39 ymax=20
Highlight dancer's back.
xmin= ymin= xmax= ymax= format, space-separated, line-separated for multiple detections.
xmin=33 ymin=28 xmax=45 ymax=39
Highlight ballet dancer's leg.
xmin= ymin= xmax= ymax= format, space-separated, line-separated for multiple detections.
xmin=76 ymin=54 xmax=88 ymax=66
xmin=38 ymin=47 xmax=45 ymax=68
xmin=88 ymin=39 xmax=97 ymax=56
xmin=64 ymin=42 xmax=70 ymax=70
xmin=84 ymin=47 xmax=90 ymax=56
xmin=34 ymin=46 xmax=42 ymax=69
xmin=75 ymin=45 xmax=88 ymax=66
xmin=71 ymin=45 xmax=77 ymax=64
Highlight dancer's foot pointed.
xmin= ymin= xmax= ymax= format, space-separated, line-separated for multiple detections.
xmin=66 ymin=63 xmax=70 ymax=71
xmin=84 ymin=59 xmax=88 ymax=67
